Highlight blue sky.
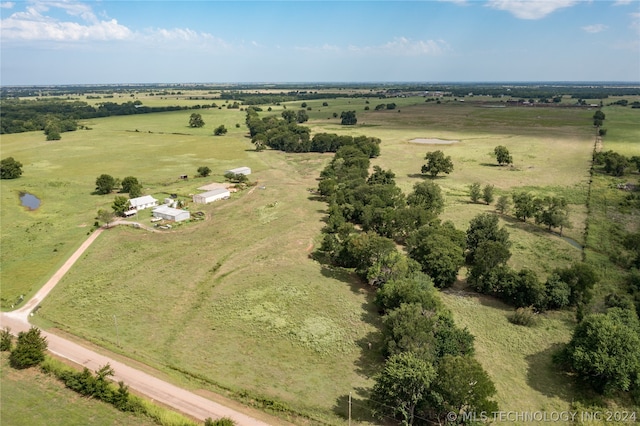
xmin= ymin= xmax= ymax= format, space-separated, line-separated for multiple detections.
xmin=1 ymin=0 xmax=639 ymax=85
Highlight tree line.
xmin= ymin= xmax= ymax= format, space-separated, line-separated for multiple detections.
xmin=0 ymin=99 xmax=199 ymax=135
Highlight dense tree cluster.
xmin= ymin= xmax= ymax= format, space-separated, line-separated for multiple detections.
xmin=594 ymin=150 xmax=640 ymax=177
xmin=245 ymin=108 xmax=379 ymax=155
xmin=0 ymin=99 xmax=200 ymax=135
xmin=312 ymin=134 xmax=497 ymax=424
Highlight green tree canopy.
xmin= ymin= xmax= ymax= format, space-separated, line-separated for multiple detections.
xmin=198 ymin=166 xmax=211 ymax=177
xmin=95 ymin=174 xmax=116 ymax=195
xmin=421 ymin=150 xmax=454 ymax=177
xmin=112 ymin=195 xmax=129 ymax=216
xmin=0 ymin=157 xmax=23 ymax=179
xmin=189 ymin=112 xmax=205 ymax=128
xmin=214 ymin=125 xmax=228 ymax=136
xmin=494 ymin=145 xmax=513 ymax=166
xmin=561 ymin=308 xmax=640 ymax=394
xmin=120 ymin=176 xmax=139 ymax=193
xmin=370 ymin=352 xmax=436 ymax=425
xmin=9 ymin=327 xmax=47 ymax=369
xmin=406 ymin=181 xmax=444 ymax=216
xmin=340 ymin=110 xmax=357 ymax=125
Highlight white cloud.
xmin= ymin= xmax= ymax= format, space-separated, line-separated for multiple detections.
xmin=299 ymin=37 xmax=449 ymax=56
xmin=0 ymin=2 xmax=15 ymax=9
xmin=486 ymin=0 xmax=578 ymax=20
xmin=631 ymin=12 xmax=640 ymax=34
xmin=613 ymin=0 xmax=633 ymax=6
xmin=582 ymin=24 xmax=608 ymax=34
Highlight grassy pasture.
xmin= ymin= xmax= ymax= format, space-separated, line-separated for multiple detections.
xmin=2 ymin=93 xmax=631 ymax=423
xmin=0 ymin=353 xmax=160 ymax=426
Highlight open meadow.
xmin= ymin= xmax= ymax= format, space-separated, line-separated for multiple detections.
xmin=2 ymin=92 xmax=636 ymax=423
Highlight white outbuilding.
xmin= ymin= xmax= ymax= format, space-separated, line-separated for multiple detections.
xmin=193 ymin=188 xmax=230 ymax=204
xmin=225 ymin=166 xmax=251 ymax=176
xmin=152 ymin=205 xmax=190 ymax=222
xmin=129 ymin=195 xmax=158 ymax=211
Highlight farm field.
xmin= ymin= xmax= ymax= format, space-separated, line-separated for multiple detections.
xmin=2 ymin=92 xmax=637 ymax=423
xmin=0 ymin=353 xmax=159 ymax=426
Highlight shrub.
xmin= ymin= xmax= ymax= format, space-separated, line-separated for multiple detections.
xmin=0 ymin=328 xmax=12 ymax=351
xmin=508 ymin=307 xmax=538 ymax=327
xmin=205 ymin=418 xmax=235 ymax=426
xmin=9 ymin=327 xmax=47 ymax=369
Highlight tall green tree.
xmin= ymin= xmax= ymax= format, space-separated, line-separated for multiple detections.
xmin=428 ymin=355 xmax=498 ymax=422
xmin=466 ymin=213 xmax=511 ymax=265
xmin=512 ymin=192 xmax=538 ymax=222
xmin=469 ymin=182 xmax=481 ymax=203
xmin=421 ymin=150 xmax=454 ymax=177
xmin=482 ymin=184 xmax=495 ymax=205
xmin=561 ymin=308 xmax=640 ymax=394
xmin=0 ymin=157 xmax=23 ymax=179
xmin=296 ymin=109 xmax=309 ymax=123
xmin=189 ymin=112 xmax=205 ymax=128
xmin=120 ymin=176 xmax=139 ymax=193
xmin=407 ymin=222 xmax=466 ymax=288
xmin=95 ymin=174 xmax=116 ymax=195
xmin=406 ymin=181 xmax=444 ymax=216
xmin=370 ymin=352 xmax=436 ymax=426
xmin=9 ymin=327 xmax=47 ymax=369
xmin=112 ymin=196 xmax=129 ymax=216
xmin=97 ymin=209 xmax=115 ymax=228
xmin=340 ymin=110 xmax=357 ymax=125
xmin=495 ymin=195 xmax=511 ymax=215
xmin=494 ymin=145 xmax=513 ymax=166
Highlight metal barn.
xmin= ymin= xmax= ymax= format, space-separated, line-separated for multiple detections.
xmin=193 ymin=188 xmax=230 ymax=204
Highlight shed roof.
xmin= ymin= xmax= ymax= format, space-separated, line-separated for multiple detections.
xmin=153 ymin=205 xmax=187 ymax=216
xmin=198 ymin=188 xmax=230 ymax=197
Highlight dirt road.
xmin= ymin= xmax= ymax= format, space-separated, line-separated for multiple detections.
xmin=1 ymin=224 xmax=273 ymax=425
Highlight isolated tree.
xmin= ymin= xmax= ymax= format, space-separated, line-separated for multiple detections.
xmin=214 ymin=125 xmax=228 ymax=136
xmin=189 ymin=113 xmax=205 ymax=128
xmin=494 ymin=145 xmax=513 ymax=166
xmin=0 ymin=157 xmax=23 ymax=179
xmin=120 ymin=176 xmax=139 ymax=193
xmin=421 ymin=150 xmax=453 ymax=177
xmin=198 ymin=166 xmax=211 ymax=177
xmin=603 ymin=152 xmax=629 ymax=176
xmin=112 ymin=196 xmax=129 ymax=216
xmin=535 ymin=196 xmax=570 ymax=235
xmin=97 ymin=209 xmax=115 ymax=228
xmin=469 ymin=182 xmax=481 ymax=203
xmin=95 ymin=174 xmax=116 ymax=195
xmin=340 ymin=110 xmax=357 ymax=125
xmin=370 ymin=352 xmax=436 ymax=426
xmin=482 ymin=184 xmax=495 ymax=205
xmin=9 ymin=327 xmax=47 ymax=369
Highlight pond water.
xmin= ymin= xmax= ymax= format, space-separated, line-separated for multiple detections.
xmin=19 ymin=192 xmax=41 ymax=210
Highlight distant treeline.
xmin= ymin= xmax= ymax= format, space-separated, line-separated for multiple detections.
xmin=0 ymin=99 xmax=197 ymax=134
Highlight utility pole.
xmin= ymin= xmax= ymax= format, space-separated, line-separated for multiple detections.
xmin=113 ymin=315 xmax=120 ymax=347
xmin=348 ymin=392 xmax=352 ymax=426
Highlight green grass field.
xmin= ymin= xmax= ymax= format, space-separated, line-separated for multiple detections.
xmin=2 ymin=93 xmax=637 ymax=423
xmin=0 ymin=353 xmax=160 ymax=426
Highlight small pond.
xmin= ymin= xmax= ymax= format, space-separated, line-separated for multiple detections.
xmin=19 ymin=192 xmax=41 ymax=210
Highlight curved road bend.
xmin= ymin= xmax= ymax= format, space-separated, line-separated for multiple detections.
xmin=0 ymin=225 xmax=272 ymax=426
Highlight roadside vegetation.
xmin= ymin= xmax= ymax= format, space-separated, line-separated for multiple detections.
xmin=1 ymin=84 xmax=639 ymax=424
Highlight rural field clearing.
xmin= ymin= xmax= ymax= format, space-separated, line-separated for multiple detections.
xmin=3 ymin=94 xmax=632 ymax=423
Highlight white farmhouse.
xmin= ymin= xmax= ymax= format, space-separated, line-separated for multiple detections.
xmin=225 ymin=166 xmax=251 ymax=176
xmin=152 ymin=205 xmax=190 ymax=222
xmin=128 ymin=195 xmax=158 ymax=211
xmin=193 ymin=188 xmax=230 ymax=204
